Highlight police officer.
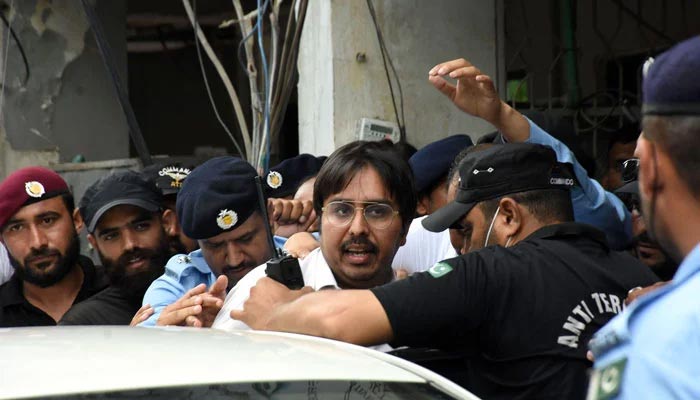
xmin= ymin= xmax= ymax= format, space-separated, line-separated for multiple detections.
xmin=588 ymin=36 xmax=700 ymax=400
xmin=0 ymin=167 xmax=108 ymax=326
xmin=231 ymin=143 xmax=658 ymax=400
xmin=138 ymin=156 xmax=273 ymax=327
xmin=141 ymin=160 xmax=198 ymax=254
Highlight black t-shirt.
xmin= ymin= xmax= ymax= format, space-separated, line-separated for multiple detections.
xmin=59 ymin=286 xmax=141 ymax=326
xmin=371 ymin=223 xmax=659 ymax=400
xmin=0 ymin=256 xmax=109 ymax=327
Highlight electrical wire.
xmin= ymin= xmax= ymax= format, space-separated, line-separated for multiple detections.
xmin=0 ymin=0 xmax=14 ymax=120
xmin=0 ymin=8 xmax=29 ymax=86
xmin=365 ymin=0 xmax=405 ymax=140
xmin=257 ymin=0 xmax=271 ymax=171
xmin=184 ymin=0 xmax=249 ymax=158
xmin=183 ymin=0 xmax=247 ymax=157
xmin=610 ymin=0 xmax=674 ymax=45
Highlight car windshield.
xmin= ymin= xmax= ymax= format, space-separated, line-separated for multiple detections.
xmin=38 ymin=381 xmax=457 ymax=400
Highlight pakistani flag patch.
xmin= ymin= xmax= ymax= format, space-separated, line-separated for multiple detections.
xmin=428 ymin=262 xmax=453 ymax=278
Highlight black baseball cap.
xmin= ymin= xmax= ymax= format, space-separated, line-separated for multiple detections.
xmin=422 ymin=143 xmax=575 ymax=232
xmin=80 ymin=170 xmax=164 ymax=233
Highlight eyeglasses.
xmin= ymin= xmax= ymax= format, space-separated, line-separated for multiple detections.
xmin=322 ymin=201 xmax=399 ymax=230
xmin=622 ymin=158 xmax=640 ymax=183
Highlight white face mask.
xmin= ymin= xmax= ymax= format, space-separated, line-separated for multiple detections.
xmin=484 ymin=205 xmax=514 ymax=248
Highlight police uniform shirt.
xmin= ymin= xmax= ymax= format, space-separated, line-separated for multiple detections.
xmin=0 ymin=256 xmax=109 ymax=327
xmin=140 ymin=249 xmax=216 ymax=327
xmin=58 ymin=286 xmax=141 ymax=326
xmin=370 ymin=223 xmax=659 ymax=400
xmin=587 ymin=244 xmax=700 ymax=400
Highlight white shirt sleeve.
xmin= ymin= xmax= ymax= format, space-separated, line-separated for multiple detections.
xmin=0 ymin=243 xmax=13 ymax=285
xmin=391 ymin=216 xmax=458 ymax=274
xmin=212 ymin=264 xmax=268 ymax=331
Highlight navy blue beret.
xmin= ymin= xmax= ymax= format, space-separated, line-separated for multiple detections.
xmin=265 ymin=154 xmax=325 ymax=198
xmin=643 ymin=35 xmax=700 ymax=116
xmin=409 ymin=135 xmax=474 ymax=194
xmin=176 ymin=156 xmax=259 ymax=240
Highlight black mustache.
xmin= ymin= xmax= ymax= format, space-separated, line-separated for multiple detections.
xmin=633 ymin=231 xmax=658 ymax=247
xmin=341 ymin=237 xmax=378 ymax=253
xmin=116 ymin=248 xmax=158 ymax=266
xmin=25 ymin=247 xmax=60 ymax=263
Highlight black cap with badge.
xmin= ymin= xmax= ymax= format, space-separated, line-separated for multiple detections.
xmin=422 ymin=143 xmax=576 ymax=233
xmin=80 ymin=170 xmax=164 ymax=233
xmin=141 ymin=162 xmax=195 ymax=196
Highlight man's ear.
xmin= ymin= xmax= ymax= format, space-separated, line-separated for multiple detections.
xmin=87 ymin=232 xmax=97 ymax=250
xmin=636 ymin=138 xmax=660 ymax=199
xmin=161 ymin=209 xmax=180 ymax=236
xmin=73 ymin=208 xmax=85 ymax=233
xmin=498 ymin=197 xmax=522 ymax=238
xmin=416 ymin=196 xmax=429 ymax=217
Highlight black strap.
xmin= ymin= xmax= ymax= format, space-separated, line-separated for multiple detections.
xmin=80 ymin=0 xmax=152 ymax=166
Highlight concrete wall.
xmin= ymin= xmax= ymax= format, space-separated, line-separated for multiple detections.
xmin=298 ymin=0 xmax=503 ymax=155
xmin=0 ymin=0 xmax=128 ymax=178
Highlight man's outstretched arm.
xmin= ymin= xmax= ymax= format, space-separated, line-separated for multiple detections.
xmin=231 ymin=277 xmax=394 ymax=346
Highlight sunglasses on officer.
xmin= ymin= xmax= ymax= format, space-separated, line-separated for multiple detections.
xmin=622 ymin=158 xmax=639 ymax=183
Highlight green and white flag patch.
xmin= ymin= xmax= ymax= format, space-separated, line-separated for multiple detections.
xmin=428 ymin=262 xmax=453 ymax=278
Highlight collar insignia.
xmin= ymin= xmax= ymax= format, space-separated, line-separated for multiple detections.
xmin=25 ymin=181 xmax=46 ymax=198
xmin=216 ymin=209 xmax=238 ymax=230
xmin=267 ymin=171 xmax=283 ymax=189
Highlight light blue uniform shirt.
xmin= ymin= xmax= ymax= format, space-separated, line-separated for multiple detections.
xmin=523 ymin=119 xmax=632 ymax=249
xmin=588 ymin=244 xmax=700 ymax=399
xmin=140 ymin=249 xmax=216 ymax=327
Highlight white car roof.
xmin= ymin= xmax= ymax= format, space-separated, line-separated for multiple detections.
xmin=0 ymin=326 xmax=479 ymax=399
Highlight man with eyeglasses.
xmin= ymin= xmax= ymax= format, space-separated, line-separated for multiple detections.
xmin=228 ymin=143 xmax=657 ymax=399
xmin=615 ymin=158 xmax=677 ymax=282
xmin=588 ymin=36 xmax=700 ymax=399
xmin=212 ymin=141 xmax=415 ymax=338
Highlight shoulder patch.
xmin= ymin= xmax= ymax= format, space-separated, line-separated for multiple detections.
xmin=587 ymin=357 xmax=627 ymax=400
xmin=428 ymin=262 xmax=453 ymax=278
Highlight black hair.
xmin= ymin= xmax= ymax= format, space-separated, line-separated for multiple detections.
xmin=642 ymin=115 xmax=700 ymax=198
xmin=313 ymin=141 xmax=417 ymax=234
xmin=479 ymin=188 xmax=574 ymax=224
xmin=608 ymin=123 xmax=641 ymax=151
xmin=377 ymin=139 xmax=417 ymax=163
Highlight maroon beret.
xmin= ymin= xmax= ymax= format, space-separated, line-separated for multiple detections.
xmin=0 ymin=166 xmax=69 ymax=229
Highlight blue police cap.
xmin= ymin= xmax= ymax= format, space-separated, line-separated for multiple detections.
xmin=409 ymin=135 xmax=474 ymax=194
xmin=265 ymin=154 xmax=325 ymax=198
xmin=643 ymin=35 xmax=700 ymax=116
xmin=176 ymin=156 xmax=259 ymax=240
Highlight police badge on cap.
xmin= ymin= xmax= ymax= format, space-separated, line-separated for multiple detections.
xmin=267 ymin=171 xmax=283 ymax=189
xmin=217 ymin=209 xmax=238 ymax=230
xmin=24 ymin=181 xmax=46 ymax=198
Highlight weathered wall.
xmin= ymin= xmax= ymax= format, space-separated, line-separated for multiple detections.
xmin=298 ymin=0 xmax=503 ymax=155
xmin=0 ymin=0 xmax=128 ymax=178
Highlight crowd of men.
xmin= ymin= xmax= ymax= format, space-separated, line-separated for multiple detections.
xmin=0 ymin=35 xmax=698 ymax=400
